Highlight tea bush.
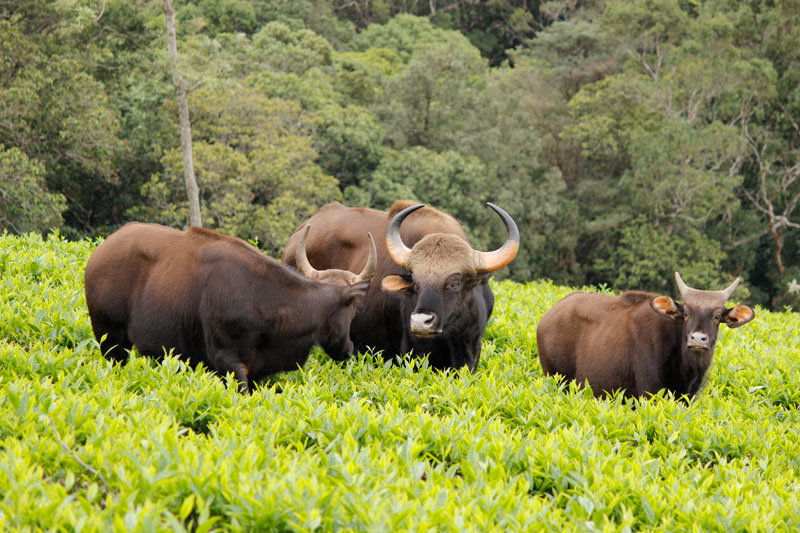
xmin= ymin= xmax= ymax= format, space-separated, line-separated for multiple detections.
xmin=0 ymin=232 xmax=798 ymax=531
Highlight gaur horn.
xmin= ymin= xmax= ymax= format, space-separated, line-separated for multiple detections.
xmin=386 ymin=203 xmax=424 ymax=268
xmin=674 ymin=271 xmax=690 ymax=298
xmin=675 ymin=271 xmax=741 ymax=300
xmin=355 ymin=232 xmax=378 ymax=282
xmin=296 ymin=225 xmax=378 ymax=284
xmin=473 ymin=203 xmax=520 ymax=274
xmin=295 ymin=225 xmax=320 ymax=279
xmin=722 ymin=277 xmax=741 ymax=299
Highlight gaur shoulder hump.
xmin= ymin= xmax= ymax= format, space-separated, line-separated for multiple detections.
xmin=388 ymin=199 xmax=421 ymax=218
xmin=618 ymin=290 xmax=658 ymax=306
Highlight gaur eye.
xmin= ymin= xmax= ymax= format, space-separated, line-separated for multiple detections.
xmin=714 ymin=314 xmax=722 ymax=321
xmin=447 ymin=280 xmax=462 ymax=291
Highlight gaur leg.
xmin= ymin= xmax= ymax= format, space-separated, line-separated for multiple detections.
xmin=631 ymin=357 xmax=665 ymax=398
xmin=468 ymin=340 xmax=482 ymax=373
xmin=91 ymin=321 xmax=131 ymax=363
xmin=537 ymin=347 xmax=553 ymax=375
xmin=634 ymin=374 xmax=663 ymax=399
xmin=211 ymin=348 xmax=250 ymax=393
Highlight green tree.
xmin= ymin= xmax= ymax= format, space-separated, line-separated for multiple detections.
xmin=0 ymin=3 xmax=132 ymax=234
xmin=593 ymin=217 xmax=737 ymax=297
xmin=344 ymin=146 xmax=490 ymax=244
xmin=132 ymin=86 xmax=341 ymax=256
xmin=381 ymin=39 xmax=487 ymax=150
xmin=349 ymin=13 xmax=469 ymax=62
xmin=175 ymin=0 xmax=314 ymax=36
xmin=543 ymin=0 xmax=778 ymax=294
xmin=307 ymin=104 xmax=385 ymax=191
xmin=0 ymin=146 xmax=66 ymax=234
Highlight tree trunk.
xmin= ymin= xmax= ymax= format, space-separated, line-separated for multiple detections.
xmin=163 ymin=0 xmax=201 ymax=228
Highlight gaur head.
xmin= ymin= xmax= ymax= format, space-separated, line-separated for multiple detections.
xmin=651 ymin=271 xmax=755 ymax=357
xmin=379 ymin=203 xmax=519 ymax=338
xmin=315 ymin=279 xmax=372 ymax=360
xmin=294 ymin=226 xmax=377 ymax=360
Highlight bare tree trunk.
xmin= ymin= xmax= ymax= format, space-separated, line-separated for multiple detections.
xmin=163 ymin=0 xmax=202 ymax=228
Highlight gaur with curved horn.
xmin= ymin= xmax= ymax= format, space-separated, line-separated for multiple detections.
xmin=84 ymin=223 xmax=374 ymax=392
xmin=537 ymin=271 xmax=755 ymax=399
xmin=282 ymin=200 xmax=521 ymax=372
xmin=295 ymin=225 xmax=377 ymax=286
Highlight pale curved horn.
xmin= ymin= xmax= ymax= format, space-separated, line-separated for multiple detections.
xmin=674 ymin=271 xmax=690 ymax=298
xmin=355 ymin=232 xmax=378 ymax=282
xmin=722 ymin=277 xmax=741 ymax=299
xmin=386 ymin=203 xmax=424 ymax=268
xmin=295 ymin=225 xmax=320 ymax=279
xmin=473 ymin=202 xmax=520 ymax=274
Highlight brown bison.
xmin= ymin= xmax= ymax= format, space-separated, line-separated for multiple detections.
xmin=282 ymin=200 xmax=519 ymax=371
xmin=84 ymin=222 xmax=376 ymax=391
xmin=536 ymin=272 xmax=755 ymax=399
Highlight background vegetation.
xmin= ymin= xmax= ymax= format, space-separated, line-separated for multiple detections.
xmin=2 ymin=0 xmax=800 ymax=308
xmin=1 ymin=232 xmax=799 ymax=530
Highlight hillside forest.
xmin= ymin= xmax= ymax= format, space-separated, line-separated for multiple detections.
xmin=2 ymin=0 xmax=800 ymax=310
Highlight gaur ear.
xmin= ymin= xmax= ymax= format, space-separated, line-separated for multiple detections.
xmin=651 ymin=296 xmax=682 ymax=319
xmin=462 ymin=275 xmax=482 ymax=291
xmin=342 ymin=280 xmax=370 ymax=306
xmin=350 ymin=279 xmax=371 ymax=291
xmin=379 ymin=274 xmax=413 ymax=295
xmin=724 ymin=304 xmax=755 ymax=328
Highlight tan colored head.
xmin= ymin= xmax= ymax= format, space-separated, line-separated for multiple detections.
xmin=380 ymin=202 xmax=520 ymax=339
xmin=384 ymin=202 xmax=520 ymax=275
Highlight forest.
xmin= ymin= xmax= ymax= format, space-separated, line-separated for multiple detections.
xmin=2 ymin=0 xmax=799 ymax=309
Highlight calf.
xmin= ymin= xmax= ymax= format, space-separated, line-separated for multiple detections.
xmin=84 ymin=222 xmax=376 ymax=391
xmin=536 ymin=272 xmax=755 ymax=399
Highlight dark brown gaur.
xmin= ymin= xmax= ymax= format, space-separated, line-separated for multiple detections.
xmin=282 ymin=200 xmax=520 ymax=371
xmin=382 ymin=202 xmax=519 ymax=338
xmin=536 ymin=272 xmax=755 ymax=399
xmin=84 ymin=222 xmax=377 ymax=392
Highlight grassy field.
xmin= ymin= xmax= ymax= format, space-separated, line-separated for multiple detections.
xmin=1 ymin=232 xmax=799 ymax=531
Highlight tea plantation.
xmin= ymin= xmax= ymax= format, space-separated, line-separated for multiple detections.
xmin=1 ymin=232 xmax=798 ymax=531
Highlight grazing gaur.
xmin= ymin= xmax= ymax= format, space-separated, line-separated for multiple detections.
xmin=84 ymin=222 xmax=377 ymax=391
xmin=282 ymin=200 xmax=519 ymax=371
xmin=536 ymin=272 xmax=755 ymax=399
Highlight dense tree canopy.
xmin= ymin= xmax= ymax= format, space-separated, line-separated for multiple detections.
xmin=1 ymin=0 xmax=799 ymax=309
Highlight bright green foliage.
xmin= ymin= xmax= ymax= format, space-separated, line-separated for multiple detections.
xmin=349 ymin=14 xmax=469 ymax=63
xmin=251 ymin=22 xmax=334 ymax=74
xmin=0 ymin=146 xmax=66 ymax=234
xmin=332 ymin=48 xmax=402 ymax=104
xmin=622 ymin=120 xmax=744 ymax=225
xmin=1 ymin=233 xmax=799 ymax=530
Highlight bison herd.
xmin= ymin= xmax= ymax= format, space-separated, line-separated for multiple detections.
xmin=84 ymin=200 xmax=755 ymax=400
